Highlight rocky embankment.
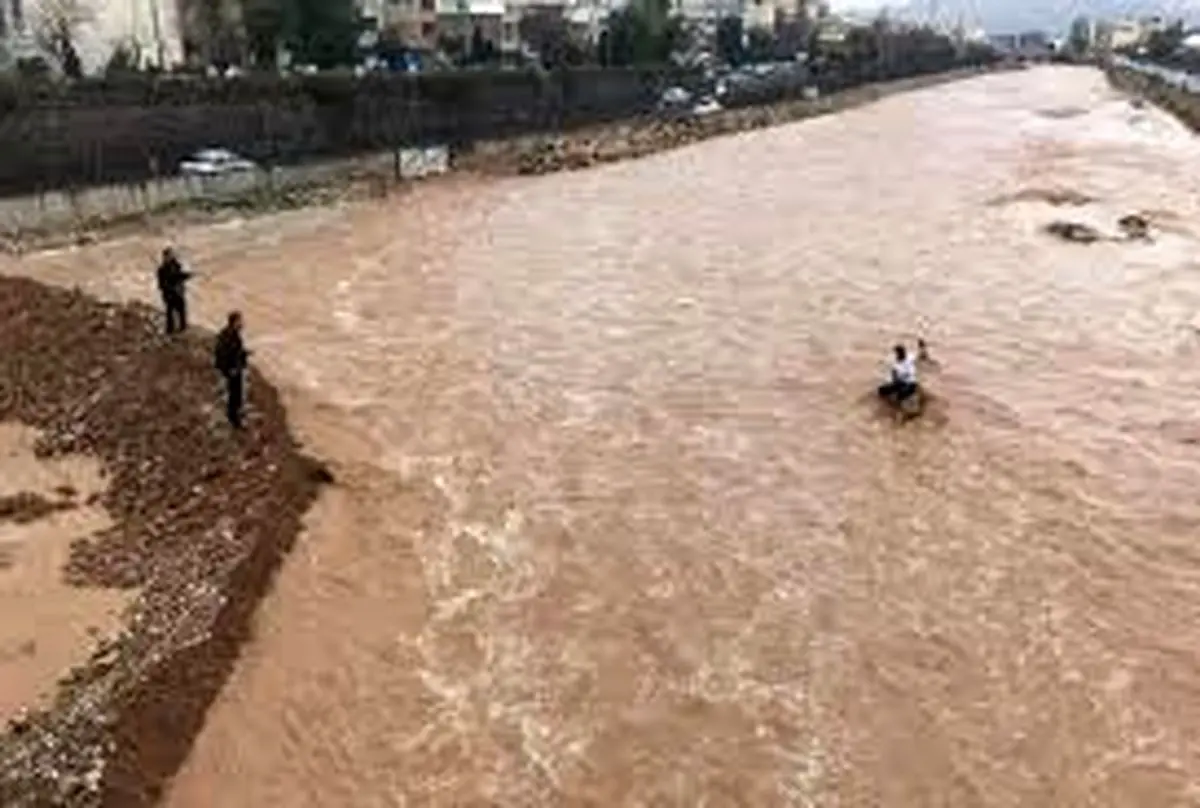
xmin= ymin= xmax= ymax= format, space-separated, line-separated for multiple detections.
xmin=1106 ymin=61 xmax=1200 ymax=128
xmin=0 ymin=277 xmax=329 ymax=806
xmin=460 ymin=66 xmax=1000 ymax=176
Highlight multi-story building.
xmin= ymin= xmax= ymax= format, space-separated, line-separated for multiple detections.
xmin=376 ymin=0 xmax=439 ymax=46
xmin=0 ymin=0 xmax=36 ymax=68
xmin=434 ymin=0 xmax=508 ymax=50
xmin=379 ymin=0 xmax=600 ymax=52
xmin=741 ymin=0 xmax=813 ymax=37
xmin=1093 ymin=17 xmax=1160 ymax=53
xmin=1 ymin=0 xmax=184 ymax=73
xmin=566 ymin=0 xmax=620 ymax=46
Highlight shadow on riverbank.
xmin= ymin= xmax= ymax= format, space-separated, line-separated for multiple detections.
xmin=0 ymin=278 xmax=330 ymax=806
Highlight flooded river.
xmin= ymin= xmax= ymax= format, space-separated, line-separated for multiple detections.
xmin=9 ymin=64 xmax=1200 ymax=805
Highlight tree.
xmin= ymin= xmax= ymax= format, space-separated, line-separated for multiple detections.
xmin=105 ymin=40 xmax=142 ymax=75
xmin=470 ymin=25 xmax=486 ymax=60
xmin=239 ymin=0 xmax=363 ymax=69
xmin=715 ymin=15 xmax=744 ymax=65
xmin=288 ymin=0 xmax=362 ymax=68
xmin=1067 ymin=16 xmax=1091 ymax=57
xmin=33 ymin=0 xmax=91 ymax=78
xmin=178 ymin=0 xmax=242 ymax=67
xmin=437 ymin=31 xmax=467 ymax=63
xmin=1145 ymin=19 xmax=1185 ymax=62
xmin=598 ymin=0 xmax=681 ymax=66
xmin=773 ymin=14 xmax=811 ymax=60
xmin=519 ymin=8 xmax=588 ymax=67
xmin=745 ymin=27 xmax=773 ymax=62
xmin=244 ymin=0 xmax=288 ymax=66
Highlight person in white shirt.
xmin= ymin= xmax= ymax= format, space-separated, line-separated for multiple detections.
xmin=878 ymin=343 xmax=918 ymax=403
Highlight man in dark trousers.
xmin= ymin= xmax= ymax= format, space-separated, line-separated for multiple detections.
xmin=156 ymin=247 xmax=193 ymax=334
xmin=213 ymin=311 xmax=250 ymax=429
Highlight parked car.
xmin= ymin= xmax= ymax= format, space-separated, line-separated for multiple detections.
xmin=692 ymin=96 xmax=722 ymax=116
xmin=179 ymin=148 xmax=258 ymax=177
xmin=658 ymin=86 xmax=693 ymax=109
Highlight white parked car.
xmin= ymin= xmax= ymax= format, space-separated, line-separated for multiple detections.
xmin=179 ymin=148 xmax=258 ymax=177
xmin=692 ymin=96 xmax=722 ymax=116
xmin=659 ymin=86 xmax=693 ymax=109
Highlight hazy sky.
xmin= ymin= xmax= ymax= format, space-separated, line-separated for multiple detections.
xmin=830 ymin=0 xmax=1200 ymax=33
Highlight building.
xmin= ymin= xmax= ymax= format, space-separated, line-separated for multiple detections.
xmin=376 ymin=0 xmax=439 ymax=46
xmin=0 ymin=0 xmax=184 ymax=74
xmin=435 ymin=0 xmax=510 ymax=51
xmin=736 ymin=0 xmax=813 ymax=41
xmin=565 ymin=0 xmax=621 ymax=45
xmin=0 ymin=0 xmax=36 ymax=67
xmin=987 ymin=30 xmax=1052 ymax=58
xmin=380 ymin=0 xmax=541 ymax=50
xmin=1095 ymin=19 xmax=1145 ymax=52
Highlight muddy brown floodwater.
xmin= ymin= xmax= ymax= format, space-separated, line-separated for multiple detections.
xmin=8 ymin=65 xmax=1200 ymax=805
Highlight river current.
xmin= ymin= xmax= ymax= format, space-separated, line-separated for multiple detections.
xmin=8 ymin=64 xmax=1200 ymax=806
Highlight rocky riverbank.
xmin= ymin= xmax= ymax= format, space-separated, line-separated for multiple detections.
xmin=3 ymin=65 xmax=1002 ymax=255
xmin=459 ymin=65 xmax=1002 ymax=176
xmin=1105 ymin=61 xmax=1200 ymax=127
xmin=0 ymin=277 xmax=329 ymax=806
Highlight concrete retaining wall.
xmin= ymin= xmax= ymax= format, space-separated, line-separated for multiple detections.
xmin=0 ymin=146 xmax=449 ymax=235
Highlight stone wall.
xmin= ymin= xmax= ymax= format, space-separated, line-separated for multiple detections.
xmin=0 ymin=147 xmax=449 ymax=237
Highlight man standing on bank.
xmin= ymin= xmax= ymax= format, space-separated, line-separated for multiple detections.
xmin=213 ymin=311 xmax=250 ymax=430
xmin=156 ymin=247 xmax=193 ymax=334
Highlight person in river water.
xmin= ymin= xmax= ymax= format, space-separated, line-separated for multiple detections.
xmin=878 ymin=343 xmax=918 ymax=403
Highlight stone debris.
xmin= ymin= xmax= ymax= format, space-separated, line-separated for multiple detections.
xmin=1045 ymin=214 xmax=1153 ymax=244
xmin=463 ymin=70 xmax=990 ymax=178
xmin=0 ymin=276 xmax=327 ymax=806
xmin=989 ymin=187 xmax=1095 ymax=207
xmin=1117 ymin=213 xmax=1150 ymax=240
xmin=1044 ymin=220 xmax=1103 ymax=243
xmin=512 ymin=105 xmax=817 ymax=176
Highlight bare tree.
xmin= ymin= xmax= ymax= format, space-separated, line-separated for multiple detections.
xmin=33 ymin=0 xmax=93 ymax=77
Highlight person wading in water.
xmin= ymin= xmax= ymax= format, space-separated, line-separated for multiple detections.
xmin=878 ymin=343 xmax=919 ymax=404
xmin=213 ymin=311 xmax=250 ymax=430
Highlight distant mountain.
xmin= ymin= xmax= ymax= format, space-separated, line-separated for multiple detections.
xmin=864 ymin=0 xmax=1200 ymax=35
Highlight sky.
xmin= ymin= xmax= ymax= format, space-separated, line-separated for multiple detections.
xmin=830 ymin=0 xmax=1200 ymax=34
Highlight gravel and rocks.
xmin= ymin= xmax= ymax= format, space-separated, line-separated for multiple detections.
xmin=0 ymin=276 xmax=329 ymax=806
xmin=1044 ymin=213 xmax=1154 ymax=244
xmin=459 ymin=67 xmax=1001 ymax=178
xmin=1045 ymin=220 xmax=1104 ymax=243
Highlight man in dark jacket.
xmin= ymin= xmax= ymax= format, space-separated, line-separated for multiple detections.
xmin=156 ymin=247 xmax=193 ymax=334
xmin=213 ymin=311 xmax=250 ymax=429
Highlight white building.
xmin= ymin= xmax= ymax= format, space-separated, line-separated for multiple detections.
xmin=1 ymin=0 xmax=184 ymax=74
